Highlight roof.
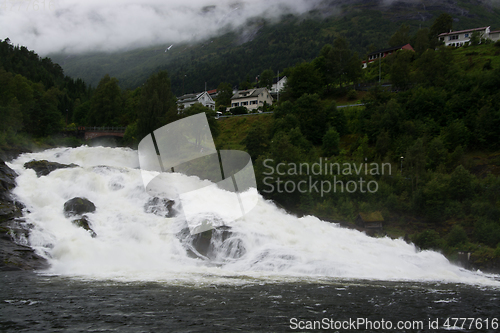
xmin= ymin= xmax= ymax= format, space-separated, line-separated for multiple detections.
xmin=177 ymin=91 xmax=214 ymax=104
xmin=490 ymin=30 xmax=500 ymax=34
xmin=272 ymin=76 xmax=287 ymax=84
xmin=231 ymin=88 xmax=269 ymax=100
xmin=207 ymin=89 xmax=217 ymax=95
xmin=367 ymin=44 xmax=414 ymax=56
xmin=177 ymin=92 xmax=201 ymax=103
xmin=438 ymin=26 xmax=490 ymax=36
xmin=358 ymin=211 xmax=384 ymax=222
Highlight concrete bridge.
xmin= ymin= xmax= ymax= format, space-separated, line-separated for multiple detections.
xmin=79 ymin=127 xmax=127 ymax=140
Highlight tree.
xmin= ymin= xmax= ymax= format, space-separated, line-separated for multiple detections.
xmin=239 ymin=75 xmax=252 ymax=90
xmin=429 ymin=13 xmax=453 ymax=47
xmin=389 ymin=24 xmax=410 ymax=47
xmin=317 ymin=38 xmax=363 ymax=88
xmin=414 ymin=28 xmax=430 ymax=54
xmin=326 ymin=102 xmax=348 ymax=136
xmin=389 ymin=50 xmax=413 ymax=91
xmin=322 ymin=128 xmax=340 ymax=156
xmin=243 ymin=124 xmax=268 ymax=160
xmin=448 ymin=165 xmax=474 ymax=202
xmin=286 ymin=62 xmax=322 ymax=100
xmin=469 ymin=31 xmax=482 ymax=46
xmin=136 ymin=71 xmax=178 ymax=141
xmin=259 ymin=69 xmax=274 ymax=89
xmin=215 ymin=82 xmax=233 ymax=108
xmin=292 ymin=93 xmax=328 ymax=145
xmin=87 ymin=74 xmax=122 ymax=126
xmin=405 ymin=138 xmax=426 ymax=191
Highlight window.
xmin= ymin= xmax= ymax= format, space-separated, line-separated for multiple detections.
xmin=232 ymin=103 xmax=239 ymax=107
xmin=465 ymin=33 xmax=469 ymax=38
xmin=449 ymin=35 xmax=459 ymax=40
xmin=242 ymin=101 xmax=248 ymax=106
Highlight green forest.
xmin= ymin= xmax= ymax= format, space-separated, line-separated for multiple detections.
xmin=236 ymin=30 xmax=500 ymax=267
xmin=1 ymin=10 xmax=500 ymax=267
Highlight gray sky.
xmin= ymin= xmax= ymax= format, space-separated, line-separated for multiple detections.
xmin=0 ymin=0 xmax=322 ymax=55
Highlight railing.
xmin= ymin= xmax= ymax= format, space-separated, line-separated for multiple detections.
xmin=77 ymin=127 xmax=127 ymax=132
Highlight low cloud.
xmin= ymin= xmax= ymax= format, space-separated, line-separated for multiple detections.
xmin=0 ymin=0 xmax=321 ymax=55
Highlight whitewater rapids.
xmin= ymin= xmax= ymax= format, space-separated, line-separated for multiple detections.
xmin=7 ymin=146 xmax=500 ymax=286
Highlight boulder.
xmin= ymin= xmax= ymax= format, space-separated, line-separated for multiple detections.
xmin=144 ymin=197 xmax=175 ymax=218
xmin=63 ymin=197 xmax=96 ymax=217
xmin=177 ymin=225 xmax=245 ymax=261
xmin=24 ymin=159 xmax=78 ymax=177
xmin=72 ymin=215 xmax=97 ymax=238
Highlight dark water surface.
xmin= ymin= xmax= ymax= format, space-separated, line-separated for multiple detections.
xmin=1 ymin=271 xmax=499 ymax=332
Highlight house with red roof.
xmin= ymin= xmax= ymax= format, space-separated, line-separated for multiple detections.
xmin=362 ymin=44 xmax=414 ymax=69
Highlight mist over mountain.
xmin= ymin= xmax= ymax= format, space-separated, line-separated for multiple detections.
xmin=1 ymin=0 xmax=324 ymax=55
xmin=2 ymin=0 xmax=498 ymax=55
xmin=3 ymin=0 xmax=498 ymax=93
xmin=40 ymin=0 xmax=499 ymax=94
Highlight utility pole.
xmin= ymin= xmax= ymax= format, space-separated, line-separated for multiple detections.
xmin=277 ymin=70 xmax=280 ymax=102
xmin=379 ymin=55 xmax=381 ymax=84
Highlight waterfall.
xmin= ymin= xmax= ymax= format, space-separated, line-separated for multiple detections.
xmin=7 ymin=146 xmax=499 ymax=286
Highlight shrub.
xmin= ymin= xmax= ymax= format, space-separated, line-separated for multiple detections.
xmin=229 ymin=106 xmax=248 ymax=115
xmin=413 ymin=230 xmax=443 ymax=250
xmin=446 ymin=225 xmax=468 ymax=247
xmin=346 ymin=89 xmax=358 ymax=100
xmin=473 ymin=219 xmax=500 ymax=248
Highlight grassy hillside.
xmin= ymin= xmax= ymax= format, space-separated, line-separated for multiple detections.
xmin=215 ymin=114 xmax=273 ymax=151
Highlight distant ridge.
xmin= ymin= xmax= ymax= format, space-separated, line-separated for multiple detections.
xmin=49 ymin=0 xmax=500 ymax=95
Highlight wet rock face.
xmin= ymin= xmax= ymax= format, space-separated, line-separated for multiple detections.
xmin=144 ymin=197 xmax=176 ymax=218
xmin=0 ymin=160 xmax=17 ymax=202
xmin=24 ymin=159 xmax=78 ymax=177
xmin=63 ymin=197 xmax=96 ymax=218
xmin=177 ymin=226 xmax=246 ymax=262
xmin=0 ymin=159 xmax=48 ymax=271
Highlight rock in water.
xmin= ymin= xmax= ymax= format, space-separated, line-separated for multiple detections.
xmin=71 ymin=215 xmax=97 ymax=238
xmin=24 ymin=159 xmax=78 ymax=177
xmin=177 ymin=225 xmax=246 ymax=261
xmin=144 ymin=197 xmax=176 ymax=218
xmin=64 ymin=197 xmax=96 ymax=217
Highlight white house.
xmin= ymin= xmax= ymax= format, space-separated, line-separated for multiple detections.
xmin=177 ymin=91 xmax=215 ymax=110
xmin=231 ymin=88 xmax=273 ymax=111
xmin=438 ymin=26 xmax=500 ymax=47
xmin=490 ymin=29 xmax=500 ymax=42
xmin=270 ymin=76 xmax=287 ymax=93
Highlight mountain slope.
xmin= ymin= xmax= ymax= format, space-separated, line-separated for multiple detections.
xmin=49 ymin=0 xmax=500 ymax=95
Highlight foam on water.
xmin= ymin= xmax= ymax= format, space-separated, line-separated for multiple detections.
xmin=8 ymin=146 xmax=500 ymax=286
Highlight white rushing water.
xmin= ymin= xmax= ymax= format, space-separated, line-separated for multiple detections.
xmin=7 ymin=146 xmax=500 ymax=286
